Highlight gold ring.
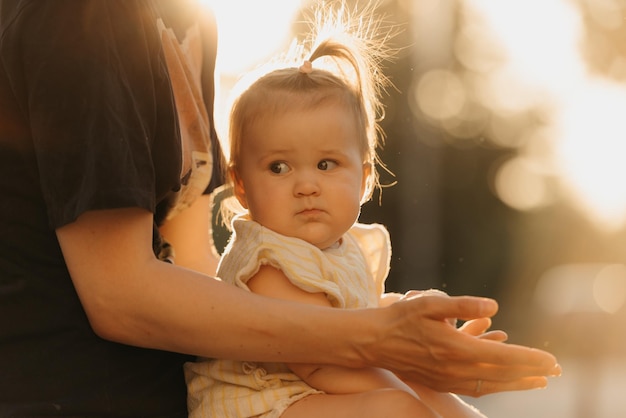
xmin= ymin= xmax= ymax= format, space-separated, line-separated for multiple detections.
xmin=475 ymin=379 xmax=483 ymax=393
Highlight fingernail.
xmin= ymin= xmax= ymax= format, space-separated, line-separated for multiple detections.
xmin=551 ymin=363 xmax=562 ymax=376
xmin=533 ymin=378 xmax=548 ymax=390
xmin=480 ymin=298 xmax=498 ymax=314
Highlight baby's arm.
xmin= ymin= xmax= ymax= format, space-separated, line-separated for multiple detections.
xmin=247 ymin=265 xmax=418 ymax=396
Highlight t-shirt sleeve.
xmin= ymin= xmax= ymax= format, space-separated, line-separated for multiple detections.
xmin=217 ymin=219 xmax=347 ymax=306
xmin=348 ymin=223 xmax=392 ymax=297
xmin=13 ymin=2 xmax=181 ymax=228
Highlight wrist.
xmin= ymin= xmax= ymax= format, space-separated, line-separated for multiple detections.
xmin=342 ymin=307 xmax=389 ymax=369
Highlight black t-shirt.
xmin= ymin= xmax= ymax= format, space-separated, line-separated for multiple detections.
xmin=0 ymin=1 xmax=223 ymax=416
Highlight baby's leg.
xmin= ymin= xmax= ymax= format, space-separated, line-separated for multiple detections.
xmin=409 ymin=383 xmax=487 ymax=418
xmin=281 ymin=388 xmax=440 ymax=418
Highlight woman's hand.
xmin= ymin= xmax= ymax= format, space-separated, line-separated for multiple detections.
xmin=459 ymin=317 xmax=508 ymax=342
xmin=366 ymin=293 xmax=561 ymax=397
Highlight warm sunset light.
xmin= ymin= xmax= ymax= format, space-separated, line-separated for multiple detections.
xmin=189 ymin=2 xmax=625 ymax=416
xmin=553 ymin=81 xmax=626 ymax=230
xmin=198 ymin=0 xmax=626 ymax=230
xmin=199 ymin=0 xmax=304 ymax=74
xmin=197 ymin=0 xmax=306 ymax=143
xmin=461 ymin=0 xmax=626 ymax=230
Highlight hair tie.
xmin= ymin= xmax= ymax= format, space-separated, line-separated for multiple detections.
xmin=298 ymin=60 xmax=313 ymax=74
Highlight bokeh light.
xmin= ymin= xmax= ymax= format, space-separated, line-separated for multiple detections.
xmin=594 ymin=264 xmax=626 ymax=314
xmin=493 ymin=156 xmax=551 ymax=212
xmin=534 ymin=263 xmax=626 ymax=315
xmin=412 ymin=0 xmax=626 ymax=231
xmin=414 ymin=69 xmax=466 ymax=120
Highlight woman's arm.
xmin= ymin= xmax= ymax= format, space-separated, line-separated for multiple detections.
xmin=56 ymin=206 xmax=356 ymax=362
xmin=56 ymin=206 xmax=560 ymax=395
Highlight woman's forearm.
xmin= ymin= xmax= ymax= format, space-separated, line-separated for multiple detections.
xmin=103 ymin=258 xmax=373 ymax=365
xmin=56 ymin=207 xmax=373 ymax=364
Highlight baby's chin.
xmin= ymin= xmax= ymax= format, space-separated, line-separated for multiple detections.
xmin=305 ymin=233 xmax=341 ymax=250
xmin=267 ymin=222 xmax=344 ymax=250
xmin=292 ymin=233 xmax=342 ymax=250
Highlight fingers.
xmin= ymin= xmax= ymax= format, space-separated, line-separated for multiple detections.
xmin=422 ymin=325 xmax=560 ymax=384
xmin=458 ymin=317 xmax=492 ymax=335
xmin=431 ymin=314 xmax=557 ymax=372
xmin=458 ymin=318 xmax=507 ymax=342
xmin=414 ymin=288 xmax=450 ymax=298
xmin=453 ymin=335 xmax=560 ymax=372
xmin=455 ymin=376 xmax=549 ymax=398
xmin=400 ymin=353 xmax=560 ymax=395
xmin=479 ymin=330 xmax=508 ymax=342
xmin=398 ymin=330 xmax=560 ymax=386
xmin=403 ymin=294 xmax=499 ymax=322
xmin=402 ymin=290 xmax=424 ymax=298
xmin=453 ymin=296 xmax=499 ymax=321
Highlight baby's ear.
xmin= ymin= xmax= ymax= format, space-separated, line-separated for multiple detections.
xmin=360 ymin=162 xmax=373 ymax=201
xmin=230 ymin=168 xmax=249 ymax=209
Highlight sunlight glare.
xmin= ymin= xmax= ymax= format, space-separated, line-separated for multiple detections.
xmin=198 ymin=0 xmax=306 ymax=149
xmin=554 ymin=80 xmax=626 ymax=230
xmin=469 ymin=0 xmax=584 ymax=95
xmin=468 ymin=0 xmax=626 ymax=230
xmin=199 ymin=0 xmax=305 ymax=75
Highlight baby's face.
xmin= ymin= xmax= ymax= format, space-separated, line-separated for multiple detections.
xmin=234 ymin=103 xmax=369 ymax=249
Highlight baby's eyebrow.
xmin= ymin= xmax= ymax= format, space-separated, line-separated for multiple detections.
xmin=259 ymin=147 xmax=292 ymax=156
xmin=318 ymin=148 xmax=348 ymax=155
xmin=256 ymin=150 xmax=290 ymax=161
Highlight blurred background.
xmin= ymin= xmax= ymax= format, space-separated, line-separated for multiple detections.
xmin=202 ymin=0 xmax=626 ymax=416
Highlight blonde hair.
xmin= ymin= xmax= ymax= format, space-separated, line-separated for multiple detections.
xmin=224 ymin=2 xmax=394 ymax=219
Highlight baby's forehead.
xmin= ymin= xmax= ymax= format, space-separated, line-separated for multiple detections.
xmin=258 ymin=86 xmax=356 ymax=110
xmin=234 ymin=89 xmax=371 ymax=159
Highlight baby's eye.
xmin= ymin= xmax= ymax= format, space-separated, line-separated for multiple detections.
xmin=318 ymin=160 xmax=337 ymax=171
xmin=269 ymin=161 xmax=289 ymax=174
